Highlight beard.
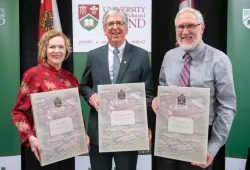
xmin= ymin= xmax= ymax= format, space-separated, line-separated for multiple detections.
xmin=177 ymin=34 xmax=201 ymax=51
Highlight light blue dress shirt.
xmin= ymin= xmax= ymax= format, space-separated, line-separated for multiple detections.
xmin=159 ymin=41 xmax=236 ymax=156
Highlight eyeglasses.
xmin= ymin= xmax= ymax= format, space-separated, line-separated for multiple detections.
xmin=105 ymin=21 xmax=126 ymax=28
xmin=176 ymin=23 xmax=201 ymax=32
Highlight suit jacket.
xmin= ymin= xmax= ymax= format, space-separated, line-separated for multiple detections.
xmin=80 ymin=42 xmax=154 ymax=145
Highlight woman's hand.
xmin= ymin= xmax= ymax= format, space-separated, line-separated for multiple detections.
xmin=28 ymin=135 xmax=42 ymax=161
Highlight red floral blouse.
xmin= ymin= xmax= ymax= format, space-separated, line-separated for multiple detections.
xmin=11 ymin=62 xmax=81 ymax=146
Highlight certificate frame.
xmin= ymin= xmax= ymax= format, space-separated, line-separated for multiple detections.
xmin=154 ymin=86 xmax=210 ymax=164
xmin=98 ymin=83 xmax=149 ymax=152
xmin=31 ymin=88 xmax=88 ymax=166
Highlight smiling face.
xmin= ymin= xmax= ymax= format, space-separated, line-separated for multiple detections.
xmin=46 ymin=36 xmax=66 ymax=70
xmin=104 ymin=13 xmax=128 ymax=48
xmin=176 ymin=11 xmax=205 ymax=52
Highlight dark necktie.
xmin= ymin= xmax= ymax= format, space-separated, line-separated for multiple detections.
xmin=113 ymin=48 xmax=120 ymax=84
xmin=178 ymin=53 xmax=192 ymax=87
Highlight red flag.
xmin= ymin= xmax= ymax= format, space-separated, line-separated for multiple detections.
xmin=38 ymin=0 xmax=62 ymax=63
xmin=39 ymin=0 xmax=62 ymax=39
xmin=39 ymin=0 xmax=53 ymax=40
xmin=176 ymin=0 xmax=194 ymax=47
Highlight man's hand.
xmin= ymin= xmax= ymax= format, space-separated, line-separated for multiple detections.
xmin=151 ymin=97 xmax=158 ymax=114
xmin=86 ymin=135 xmax=90 ymax=152
xmin=79 ymin=135 xmax=91 ymax=156
xmin=139 ymin=129 xmax=152 ymax=153
xmin=191 ymin=152 xmax=214 ymax=169
xmin=148 ymin=129 xmax=152 ymax=150
xmin=89 ymin=93 xmax=99 ymax=111
xmin=28 ymin=135 xmax=42 ymax=161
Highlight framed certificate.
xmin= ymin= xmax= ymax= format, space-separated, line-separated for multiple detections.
xmin=154 ymin=86 xmax=210 ymax=164
xmin=98 ymin=83 xmax=149 ymax=152
xmin=30 ymin=88 xmax=88 ymax=166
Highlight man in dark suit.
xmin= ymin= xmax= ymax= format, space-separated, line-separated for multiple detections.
xmin=80 ymin=8 xmax=154 ymax=170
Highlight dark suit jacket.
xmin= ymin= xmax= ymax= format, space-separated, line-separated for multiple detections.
xmin=80 ymin=42 xmax=154 ymax=145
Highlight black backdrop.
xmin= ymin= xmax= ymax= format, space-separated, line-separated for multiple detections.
xmin=20 ymin=0 xmax=73 ymax=75
xmin=151 ymin=0 xmax=228 ymax=90
xmin=20 ymin=0 xmax=228 ymax=169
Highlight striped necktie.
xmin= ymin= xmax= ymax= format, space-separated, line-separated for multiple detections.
xmin=113 ymin=48 xmax=120 ymax=84
xmin=178 ymin=53 xmax=192 ymax=87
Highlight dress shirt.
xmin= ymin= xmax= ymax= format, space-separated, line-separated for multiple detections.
xmin=108 ymin=41 xmax=126 ymax=83
xmin=158 ymin=41 xmax=236 ymax=156
xmin=11 ymin=62 xmax=80 ymax=146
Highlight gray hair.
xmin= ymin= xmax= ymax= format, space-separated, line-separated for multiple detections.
xmin=102 ymin=8 xmax=128 ymax=29
xmin=174 ymin=7 xmax=204 ymax=26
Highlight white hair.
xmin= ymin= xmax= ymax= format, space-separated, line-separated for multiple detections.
xmin=102 ymin=8 xmax=128 ymax=29
xmin=174 ymin=7 xmax=204 ymax=26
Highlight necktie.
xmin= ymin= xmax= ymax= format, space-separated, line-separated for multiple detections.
xmin=113 ymin=48 xmax=120 ymax=84
xmin=178 ymin=53 xmax=192 ymax=87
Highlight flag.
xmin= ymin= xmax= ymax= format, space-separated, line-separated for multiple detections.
xmin=38 ymin=0 xmax=62 ymax=40
xmin=176 ymin=0 xmax=194 ymax=47
xmin=179 ymin=0 xmax=194 ymax=10
xmin=38 ymin=0 xmax=62 ymax=63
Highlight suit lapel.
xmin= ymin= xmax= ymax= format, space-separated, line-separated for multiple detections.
xmin=100 ymin=44 xmax=112 ymax=84
xmin=116 ymin=43 xmax=132 ymax=83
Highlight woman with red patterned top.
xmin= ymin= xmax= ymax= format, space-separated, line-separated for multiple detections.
xmin=11 ymin=30 xmax=89 ymax=170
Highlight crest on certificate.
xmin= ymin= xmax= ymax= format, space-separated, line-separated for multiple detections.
xmin=118 ymin=90 xmax=125 ymax=100
xmin=54 ymin=97 xmax=62 ymax=107
xmin=177 ymin=94 xmax=186 ymax=105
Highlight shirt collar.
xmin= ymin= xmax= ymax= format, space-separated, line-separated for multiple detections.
xmin=39 ymin=61 xmax=62 ymax=74
xmin=181 ymin=41 xmax=205 ymax=60
xmin=108 ymin=41 xmax=126 ymax=55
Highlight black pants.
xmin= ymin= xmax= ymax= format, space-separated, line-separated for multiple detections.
xmin=89 ymin=144 xmax=138 ymax=170
xmin=156 ymin=157 xmax=212 ymax=170
xmin=24 ymin=146 xmax=75 ymax=170
xmin=156 ymin=126 xmax=213 ymax=170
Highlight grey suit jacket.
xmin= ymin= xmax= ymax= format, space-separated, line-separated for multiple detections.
xmin=80 ymin=42 xmax=154 ymax=145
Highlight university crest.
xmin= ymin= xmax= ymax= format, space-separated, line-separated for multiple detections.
xmin=243 ymin=9 xmax=250 ymax=29
xmin=78 ymin=4 xmax=99 ymax=31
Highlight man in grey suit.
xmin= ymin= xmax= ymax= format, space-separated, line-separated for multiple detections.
xmin=80 ymin=8 xmax=154 ymax=170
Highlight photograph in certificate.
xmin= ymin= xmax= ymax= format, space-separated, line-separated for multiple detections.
xmin=98 ymin=83 xmax=149 ymax=152
xmin=154 ymin=86 xmax=210 ymax=164
xmin=30 ymin=88 xmax=88 ymax=166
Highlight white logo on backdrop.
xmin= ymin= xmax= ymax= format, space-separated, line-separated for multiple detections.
xmin=72 ymin=0 xmax=152 ymax=52
xmin=0 ymin=8 xmax=6 ymax=25
xmin=243 ymin=9 xmax=250 ymax=29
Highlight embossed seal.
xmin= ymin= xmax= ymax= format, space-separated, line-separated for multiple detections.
xmin=54 ymin=97 xmax=62 ymax=107
xmin=118 ymin=89 xmax=125 ymax=100
xmin=177 ymin=94 xmax=186 ymax=105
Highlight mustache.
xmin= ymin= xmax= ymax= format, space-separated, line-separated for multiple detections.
xmin=179 ymin=35 xmax=194 ymax=39
xmin=176 ymin=34 xmax=202 ymax=51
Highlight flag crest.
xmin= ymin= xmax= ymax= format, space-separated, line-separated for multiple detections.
xmin=40 ymin=10 xmax=54 ymax=32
